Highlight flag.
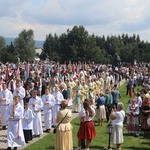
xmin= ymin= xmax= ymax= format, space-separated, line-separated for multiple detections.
xmin=63 ymin=61 xmax=67 ymax=74
xmin=5 ymin=65 xmax=9 ymax=81
xmin=57 ymin=61 xmax=60 ymax=78
xmin=16 ymin=67 xmax=20 ymax=79
xmin=25 ymin=63 xmax=29 ymax=82
xmin=47 ymin=64 xmax=51 ymax=77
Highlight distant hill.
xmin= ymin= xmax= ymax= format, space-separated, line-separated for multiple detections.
xmin=4 ymin=37 xmax=44 ymax=48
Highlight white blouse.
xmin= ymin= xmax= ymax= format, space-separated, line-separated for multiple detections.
xmin=78 ymin=106 xmax=95 ymax=121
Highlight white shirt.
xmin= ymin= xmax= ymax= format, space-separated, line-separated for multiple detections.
xmin=112 ymin=110 xmax=125 ymax=126
xmin=78 ymin=106 xmax=95 ymax=121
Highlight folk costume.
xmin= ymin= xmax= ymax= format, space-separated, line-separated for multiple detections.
xmin=126 ymin=102 xmax=140 ymax=135
xmin=77 ymin=106 xmax=96 ymax=140
xmin=140 ymin=94 xmax=150 ymax=136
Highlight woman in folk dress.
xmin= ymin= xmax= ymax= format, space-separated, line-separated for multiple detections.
xmin=126 ymin=99 xmax=140 ymax=136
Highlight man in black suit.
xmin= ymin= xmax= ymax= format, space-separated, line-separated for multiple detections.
xmin=60 ymin=83 xmax=68 ymax=100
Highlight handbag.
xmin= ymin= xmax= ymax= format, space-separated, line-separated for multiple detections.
xmin=53 ymin=128 xmax=57 ymax=134
xmin=53 ymin=111 xmax=69 ymax=134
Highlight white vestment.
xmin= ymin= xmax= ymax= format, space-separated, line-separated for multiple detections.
xmin=52 ymin=91 xmax=63 ymax=126
xmin=0 ymin=89 xmax=13 ymax=126
xmin=22 ymin=108 xmax=34 ymax=130
xmin=42 ymin=94 xmax=55 ymax=129
xmin=6 ymin=103 xmax=26 ymax=148
xmin=29 ymin=96 xmax=43 ymax=136
xmin=13 ymin=86 xmax=25 ymax=107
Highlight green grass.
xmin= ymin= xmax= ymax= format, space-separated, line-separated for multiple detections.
xmin=24 ymin=83 xmax=150 ymax=150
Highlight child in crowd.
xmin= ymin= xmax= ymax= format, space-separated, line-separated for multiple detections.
xmin=22 ymin=102 xmax=34 ymax=143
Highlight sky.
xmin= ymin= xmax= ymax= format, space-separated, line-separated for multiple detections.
xmin=0 ymin=0 xmax=150 ymax=42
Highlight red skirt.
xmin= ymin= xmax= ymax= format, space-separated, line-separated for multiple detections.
xmin=77 ymin=120 xmax=96 ymax=140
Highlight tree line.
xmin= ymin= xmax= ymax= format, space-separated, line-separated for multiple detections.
xmin=0 ymin=26 xmax=150 ymax=64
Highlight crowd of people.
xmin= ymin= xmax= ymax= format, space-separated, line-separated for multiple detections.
xmin=0 ymin=61 xmax=150 ymax=150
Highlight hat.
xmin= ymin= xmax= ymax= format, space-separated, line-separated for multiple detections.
xmin=145 ymin=94 xmax=150 ymax=99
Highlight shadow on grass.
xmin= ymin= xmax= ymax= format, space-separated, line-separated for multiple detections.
xmin=90 ymin=145 xmax=105 ymax=149
xmin=45 ymin=146 xmax=107 ymax=150
xmin=45 ymin=146 xmax=104 ymax=150
xmin=141 ymin=142 xmax=150 ymax=145
xmin=123 ymin=133 xmax=129 ymax=136
xmin=94 ymin=124 xmax=100 ymax=126
xmin=139 ymin=136 xmax=150 ymax=140
xmin=123 ymin=146 xmax=150 ymax=150
xmin=74 ymin=123 xmax=80 ymax=126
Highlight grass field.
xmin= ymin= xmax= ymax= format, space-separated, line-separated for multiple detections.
xmin=24 ymin=83 xmax=150 ymax=150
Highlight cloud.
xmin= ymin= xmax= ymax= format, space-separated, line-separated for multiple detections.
xmin=0 ymin=0 xmax=150 ymax=41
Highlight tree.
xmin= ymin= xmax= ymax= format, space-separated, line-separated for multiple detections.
xmin=67 ymin=25 xmax=90 ymax=61
xmin=0 ymin=36 xmax=6 ymax=62
xmin=40 ymin=26 xmax=150 ymax=64
xmin=0 ymin=36 xmax=6 ymax=49
xmin=59 ymin=33 xmax=69 ymax=62
xmin=43 ymin=33 xmax=60 ymax=61
xmin=14 ymin=29 xmax=35 ymax=61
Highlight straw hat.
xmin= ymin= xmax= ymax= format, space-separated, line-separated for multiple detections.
xmin=145 ymin=93 xmax=150 ymax=99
